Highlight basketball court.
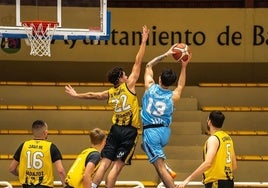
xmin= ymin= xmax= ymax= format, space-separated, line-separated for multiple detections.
xmin=0 ymin=1 xmax=268 ymax=188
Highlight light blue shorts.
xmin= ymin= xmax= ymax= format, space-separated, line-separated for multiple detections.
xmin=142 ymin=126 xmax=171 ymax=163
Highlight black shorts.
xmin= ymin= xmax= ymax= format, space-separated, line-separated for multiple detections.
xmin=205 ymin=180 xmax=234 ymax=188
xmin=101 ymin=124 xmax=138 ymax=165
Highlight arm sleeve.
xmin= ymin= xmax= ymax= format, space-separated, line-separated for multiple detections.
xmin=85 ymin=151 xmax=101 ymax=166
xmin=50 ymin=143 xmax=63 ymax=162
xmin=13 ymin=143 xmax=24 ymax=162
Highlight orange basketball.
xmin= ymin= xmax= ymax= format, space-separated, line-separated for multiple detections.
xmin=172 ymin=43 xmax=191 ymax=62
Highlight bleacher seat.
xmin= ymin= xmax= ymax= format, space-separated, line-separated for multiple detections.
xmin=1 ymin=82 xmax=268 ymax=186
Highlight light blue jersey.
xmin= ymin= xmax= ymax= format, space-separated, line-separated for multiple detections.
xmin=141 ymin=84 xmax=174 ymax=163
xmin=141 ymin=84 xmax=174 ymax=127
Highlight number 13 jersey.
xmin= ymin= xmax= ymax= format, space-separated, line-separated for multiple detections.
xmin=141 ymin=84 xmax=174 ymax=127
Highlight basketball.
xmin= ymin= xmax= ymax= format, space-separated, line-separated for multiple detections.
xmin=172 ymin=43 xmax=191 ymax=62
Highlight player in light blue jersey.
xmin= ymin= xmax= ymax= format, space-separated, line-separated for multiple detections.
xmin=141 ymin=84 xmax=174 ymax=126
xmin=141 ymin=44 xmax=191 ymax=188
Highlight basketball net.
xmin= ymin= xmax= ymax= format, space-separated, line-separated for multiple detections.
xmin=22 ymin=21 xmax=58 ymax=57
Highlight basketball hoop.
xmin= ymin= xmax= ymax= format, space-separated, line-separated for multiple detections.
xmin=89 ymin=27 xmax=101 ymax=45
xmin=21 ymin=21 xmax=58 ymax=57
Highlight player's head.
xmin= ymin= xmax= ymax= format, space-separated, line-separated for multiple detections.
xmin=89 ymin=128 xmax=106 ymax=146
xmin=160 ymin=68 xmax=177 ymax=87
xmin=32 ymin=120 xmax=48 ymax=139
xmin=208 ymin=110 xmax=225 ymax=129
xmin=107 ymin=67 xmax=125 ymax=86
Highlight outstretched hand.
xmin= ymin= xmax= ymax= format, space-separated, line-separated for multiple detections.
xmin=181 ymin=51 xmax=192 ymax=67
xmin=142 ymin=25 xmax=150 ymax=43
xmin=65 ymin=85 xmax=78 ymax=97
xmin=166 ymin=43 xmax=178 ymax=56
xmin=177 ymin=181 xmax=188 ymax=188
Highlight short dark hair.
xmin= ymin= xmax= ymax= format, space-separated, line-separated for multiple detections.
xmin=32 ymin=120 xmax=46 ymax=130
xmin=107 ymin=67 xmax=123 ymax=85
xmin=32 ymin=120 xmax=47 ymax=137
xmin=160 ymin=68 xmax=177 ymax=86
xmin=208 ymin=111 xmax=225 ymax=128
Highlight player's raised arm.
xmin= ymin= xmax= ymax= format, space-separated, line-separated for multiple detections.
xmin=144 ymin=44 xmax=177 ymax=90
xmin=65 ymin=85 xmax=109 ymax=100
xmin=172 ymin=52 xmax=191 ymax=103
xmin=127 ymin=25 xmax=149 ymax=90
xmin=146 ymin=43 xmax=177 ymax=68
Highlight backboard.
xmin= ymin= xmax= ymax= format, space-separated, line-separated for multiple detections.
xmin=0 ymin=0 xmax=111 ymax=41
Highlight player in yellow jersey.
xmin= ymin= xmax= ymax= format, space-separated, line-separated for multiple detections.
xmin=179 ymin=111 xmax=237 ymax=188
xmin=65 ymin=25 xmax=149 ymax=188
xmin=65 ymin=128 xmax=106 ymax=188
xmin=9 ymin=120 xmax=66 ymax=188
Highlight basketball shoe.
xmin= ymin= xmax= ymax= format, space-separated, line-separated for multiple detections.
xmin=165 ymin=163 xmax=176 ymax=179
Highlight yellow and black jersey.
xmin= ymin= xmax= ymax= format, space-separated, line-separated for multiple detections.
xmin=203 ymin=131 xmax=235 ymax=184
xmin=108 ymin=83 xmax=140 ymax=129
xmin=65 ymin=148 xmax=101 ymax=188
xmin=18 ymin=140 xmax=54 ymax=187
